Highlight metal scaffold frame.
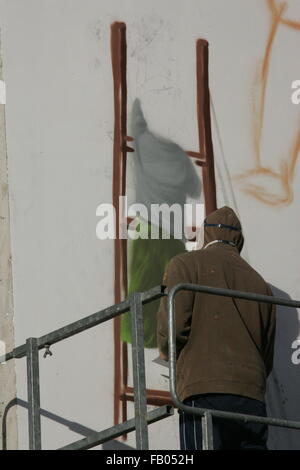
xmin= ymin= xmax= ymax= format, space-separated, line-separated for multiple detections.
xmin=1 ymin=284 xmax=300 ymax=450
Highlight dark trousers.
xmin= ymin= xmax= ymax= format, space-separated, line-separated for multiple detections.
xmin=179 ymin=393 xmax=268 ymax=450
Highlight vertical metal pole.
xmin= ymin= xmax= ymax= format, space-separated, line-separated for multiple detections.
xmin=26 ymin=337 xmax=42 ymax=450
xmin=202 ymin=411 xmax=214 ymax=450
xmin=130 ymin=293 xmax=149 ymax=450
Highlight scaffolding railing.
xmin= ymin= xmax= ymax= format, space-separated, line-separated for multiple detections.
xmin=1 ymin=283 xmax=300 ymax=450
xmin=0 ymin=287 xmax=171 ymax=450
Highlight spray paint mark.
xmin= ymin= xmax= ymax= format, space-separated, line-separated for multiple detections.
xmin=234 ymin=0 xmax=300 ymax=206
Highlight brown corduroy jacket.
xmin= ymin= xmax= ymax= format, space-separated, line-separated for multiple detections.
xmin=157 ymin=206 xmax=276 ymax=403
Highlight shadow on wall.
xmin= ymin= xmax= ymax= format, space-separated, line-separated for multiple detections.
xmin=2 ymin=398 xmax=100 ymax=450
xmin=2 ymin=398 xmax=135 ymax=450
xmin=266 ymin=284 xmax=300 ymax=450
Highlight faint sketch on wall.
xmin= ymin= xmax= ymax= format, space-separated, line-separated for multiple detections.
xmin=234 ymin=0 xmax=300 ymax=206
xmin=121 ymin=98 xmax=201 ymax=347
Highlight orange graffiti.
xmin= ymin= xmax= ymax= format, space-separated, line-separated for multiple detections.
xmin=234 ymin=0 xmax=300 ymax=206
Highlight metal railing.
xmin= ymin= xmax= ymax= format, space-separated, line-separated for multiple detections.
xmin=168 ymin=284 xmax=300 ymax=449
xmin=1 ymin=283 xmax=300 ymax=450
xmin=0 ymin=286 xmax=174 ymax=450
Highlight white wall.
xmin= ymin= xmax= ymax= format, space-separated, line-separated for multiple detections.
xmin=0 ymin=0 xmax=299 ymax=449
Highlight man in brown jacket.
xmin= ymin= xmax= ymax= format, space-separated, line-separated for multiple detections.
xmin=157 ymin=206 xmax=276 ymax=450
